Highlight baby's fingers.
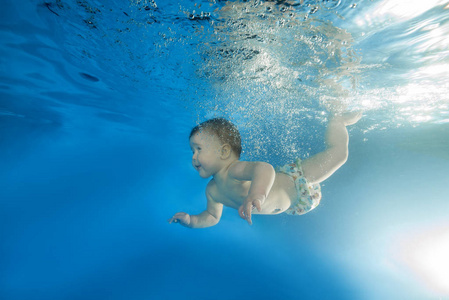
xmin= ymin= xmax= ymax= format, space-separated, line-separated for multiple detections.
xmin=253 ymin=199 xmax=262 ymax=212
xmin=238 ymin=205 xmax=252 ymax=225
xmin=167 ymin=216 xmax=178 ymax=224
xmin=168 ymin=212 xmax=187 ymax=224
xmin=238 ymin=205 xmax=246 ymax=220
xmin=243 ymin=202 xmax=253 ymax=225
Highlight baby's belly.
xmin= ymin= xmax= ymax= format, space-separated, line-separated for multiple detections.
xmin=254 ymin=173 xmax=296 ymax=215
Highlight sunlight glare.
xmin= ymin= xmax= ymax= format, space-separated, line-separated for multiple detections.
xmin=394 ymin=225 xmax=449 ymax=295
xmin=376 ymin=0 xmax=447 ymax=20
xmin=418 ymin=64 xmax=449 ymax=77
xmin=395 ymin=84 xmax=429 ymax=103
xmin=355 ymin=0 xmax=448 ymax=27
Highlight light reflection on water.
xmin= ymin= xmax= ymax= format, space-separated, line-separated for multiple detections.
xmin=7 ymin=0 xmax=446 ymax=131
xmin=343 ymin=0 xmax=449 ymax=125
xmin=164 ymin=0 xmax=449 ymax=130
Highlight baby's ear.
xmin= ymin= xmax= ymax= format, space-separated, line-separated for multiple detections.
xmin=220 ymin=144 xmax=232 ymax=159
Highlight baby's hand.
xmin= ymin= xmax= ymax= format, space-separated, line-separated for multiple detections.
xmin=168 ymin=212 xmax=191 ymax=227
xmin=238 ymin=195 xmax=264 ymax=226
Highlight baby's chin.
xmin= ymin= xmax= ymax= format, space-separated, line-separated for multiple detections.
xmin=198 ymin=172 xmax=212 ymax=179
xmin=197 ymin=169 xmax=213 ymax=178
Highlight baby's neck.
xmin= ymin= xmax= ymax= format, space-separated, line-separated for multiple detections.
xmin=213 ymin=158 xmax=239 ymax=181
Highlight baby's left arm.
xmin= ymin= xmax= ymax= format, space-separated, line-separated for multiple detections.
xmin=229 ymin=161 xmax=275 ymax=225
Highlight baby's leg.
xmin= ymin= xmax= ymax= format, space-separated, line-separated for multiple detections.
xmin=301 ymin=112 xmax=362 ymax=184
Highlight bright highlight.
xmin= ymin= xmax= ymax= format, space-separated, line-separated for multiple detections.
xmin=395 ymin=224 xmax=449 ymax=295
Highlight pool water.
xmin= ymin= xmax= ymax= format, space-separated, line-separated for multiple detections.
xmin=1 ymin=0 xmax=449 ymax=299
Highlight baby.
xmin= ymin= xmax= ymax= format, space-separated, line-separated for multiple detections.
xmin=168 ymin=112 xmax=361 ymax=227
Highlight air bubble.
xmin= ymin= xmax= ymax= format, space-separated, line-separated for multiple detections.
xmin=188 ymin=11 xmax=210 ymax=20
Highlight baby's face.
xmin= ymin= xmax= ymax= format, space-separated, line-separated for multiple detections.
xmin=189 ymin=131 xmax=223 ymax=178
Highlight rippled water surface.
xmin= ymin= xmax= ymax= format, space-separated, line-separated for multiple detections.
xmin=1 ymin=0 xmax=449 ymax=299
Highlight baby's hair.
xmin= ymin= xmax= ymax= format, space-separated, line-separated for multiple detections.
xmin=190 ymin=118 xmax=242 ymax=158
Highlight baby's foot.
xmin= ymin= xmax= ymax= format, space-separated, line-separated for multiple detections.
xmin=340 ymin=111 xmax=363 ymax=126
xmin=332 ymin=111 xmax=362 ymax=126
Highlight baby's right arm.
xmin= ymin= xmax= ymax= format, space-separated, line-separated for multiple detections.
xmin=168 ymin=186 xmax=223 ymax=228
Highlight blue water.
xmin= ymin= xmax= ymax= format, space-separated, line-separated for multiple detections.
xmin=1 ymin=1 xmax=449 ymax=299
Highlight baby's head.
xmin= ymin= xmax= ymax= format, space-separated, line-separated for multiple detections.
xmin=190 ymin=118 xmax=242 ymax=158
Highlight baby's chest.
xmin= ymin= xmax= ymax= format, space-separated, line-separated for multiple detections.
xmin=214 ymin=180 xmax=251 ymax=207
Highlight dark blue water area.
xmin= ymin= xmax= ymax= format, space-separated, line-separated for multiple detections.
xmin=0 ymin=112 xmax=340 ymax=300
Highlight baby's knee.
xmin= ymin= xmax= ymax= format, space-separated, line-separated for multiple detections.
xmin=332 ymin=147 xmax=348 ymax=166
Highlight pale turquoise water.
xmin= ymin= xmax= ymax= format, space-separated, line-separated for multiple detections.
xmin=1 ymin=1 xmax=449 ymax=299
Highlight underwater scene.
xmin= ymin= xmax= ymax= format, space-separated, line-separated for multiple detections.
xmin=1 ymin=0 xmax=449 ymax=299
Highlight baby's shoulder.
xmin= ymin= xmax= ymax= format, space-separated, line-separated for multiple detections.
xmin=205 ymin=179 xmax=221 ymax=201
xmin=227 ymin=160 xmax=249 ymax=177
xmin=205 ymin=179 xmax=219 ymax=195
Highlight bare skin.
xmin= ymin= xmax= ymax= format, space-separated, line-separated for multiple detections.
xmin=168 ymin=112 xmax=362 ymax=227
